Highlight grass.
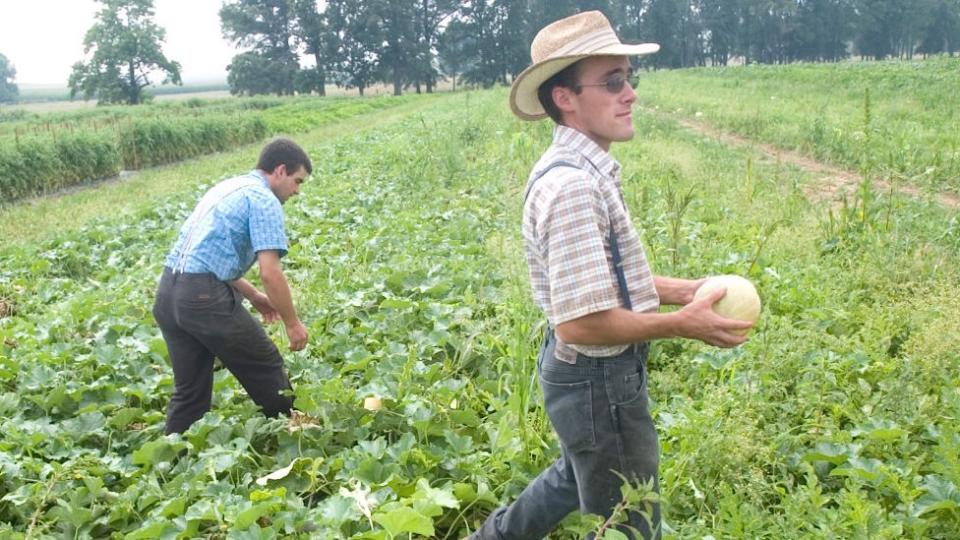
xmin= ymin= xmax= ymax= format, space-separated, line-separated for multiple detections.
xmin=634 ymin=56 xmax=960 ymax=195
xmin=0 ymin=93 xmax=446 ymax=244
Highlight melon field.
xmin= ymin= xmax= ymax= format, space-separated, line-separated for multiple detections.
xmin=1 ymin=59 xmax=959 ymax=539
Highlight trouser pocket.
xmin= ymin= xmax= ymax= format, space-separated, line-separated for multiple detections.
xmin=540 ymin=376 xmax=596 ymax=452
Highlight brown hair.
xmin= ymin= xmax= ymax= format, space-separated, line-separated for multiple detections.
xmin=536 ymin=62 xmax=582 ymax=124
xmin=257 ymin=138 xmax=313 ymax=175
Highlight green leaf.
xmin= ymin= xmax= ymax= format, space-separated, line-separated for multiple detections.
xmin=413 ymin=478 xmax=459 ymax=509
xmin=830 ymin=457 xmax=885 ymax=482
xmin=453 ymin=481 xmax=499 ymax=506
xmin=601 ymin=530 xmax=630 ymax=540
xmin=160 ymin=497 xmax=187 ymax=518
xmin=373 ymin=507 xmax=434 ymax=537
xmin=227 ymin=525 xmax=276 ymax=540
xmin=915 ymin=475 xmax=960 ymax=516
xmin=109 ymin=407 xmax=145 ymax=429
xmin=234 ymin=501 xmax=277 ymax=530
xmin=124 ymin=520 xmax=177 ymax=540
xmin=319 ymin=494 xmax=361 ymax=525
xmin=355 ymin=457 xmax=394 ymax=485
xmin=851 ymin=419 xmax=906 ymax=442
xmin=801 ymin=442 xmax=859 ymax=465
xmin=131 ymin=438 xmax=187 ymax=468
xmin=185 ymin=498 xmax=220 ymax=522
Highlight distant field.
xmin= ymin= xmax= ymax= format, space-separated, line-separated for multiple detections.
xmin=6 ymin=81 xmax=454 ymax=114
xmin=634 ymin=56 xmax=960 ymax=194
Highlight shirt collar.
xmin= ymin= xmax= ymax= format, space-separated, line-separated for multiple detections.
xmin=249 ymin=169 xmax=270 ymax=189
xmin=552 ymin=125 xmax=621 ymax=179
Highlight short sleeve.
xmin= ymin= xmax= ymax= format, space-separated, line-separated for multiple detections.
xmin=248 ymin=191 xmax=288 ymax=258
xmin=540 ymin=175 xmax=620 ymax=324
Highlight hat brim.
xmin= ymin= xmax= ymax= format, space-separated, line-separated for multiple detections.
xmin=509 ymin=42 xmax=660 ymax=121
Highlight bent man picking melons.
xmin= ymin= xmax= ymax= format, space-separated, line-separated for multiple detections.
xmin=152 ymin=138 xmax=311 ymax=435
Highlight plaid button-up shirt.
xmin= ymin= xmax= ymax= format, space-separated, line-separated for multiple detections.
xmin=522 ymin=125 xmax=659 ymax=363
xmin=166 ymin=170 xmax=288 ymax=281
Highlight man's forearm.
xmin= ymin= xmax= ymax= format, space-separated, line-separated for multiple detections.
xmin=654 ymin=276 xmax=702 ymax=306
xmin=260 ymin=269 xmax=300 ymax=327
xmin=229 ymin=278 xmax=260 ymax=300
xmin=556 ymin=308 xmax=684 ymax=345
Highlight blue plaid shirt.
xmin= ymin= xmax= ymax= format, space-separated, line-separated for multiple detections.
xmin=165 ymin=170 xmax=288 ymax=281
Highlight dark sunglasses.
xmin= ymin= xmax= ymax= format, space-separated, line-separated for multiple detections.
xmin=576 ymin=71 xmax=639 ymax=94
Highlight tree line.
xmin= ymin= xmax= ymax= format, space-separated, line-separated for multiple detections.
xmin=225 ymin=0 xmax=960 ymax=97
xmin=1 ymin=0 xmax=959 ymax=105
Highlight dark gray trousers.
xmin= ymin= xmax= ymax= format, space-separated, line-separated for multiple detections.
xmin=474 ymin=331 xmax=661 ymax=540
xmin=152 ymin=267 xmax=293 ymax=434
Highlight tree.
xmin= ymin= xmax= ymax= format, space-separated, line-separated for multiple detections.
xmin=854 ymin=0 xmax=930 ymax=59
xmin=68 ymin=0 xmax=181 ymax=105
xmin=413 ymin=0 xmax=458 ymax=93
xmin=917 ymin=0 xmax=960 ymax=56
xmin=438 ymin=18 xmax=474 ymax=90
xmin=457 ymin=1 xmax=504 ymax=87
xmin=227 ymin=51 xmax=297 ymax=95
xmin=292 ymin=0 xmax=330 ymax=96
xmin=326 ymin=0 xmax=382 ymax=95
xmin=377 ymin=0 xmax=419 ymax=95
xmin=0 ymin=53 xmax=18 ymax=103
xmin=221 ymin=0 xmax=300 ymax=95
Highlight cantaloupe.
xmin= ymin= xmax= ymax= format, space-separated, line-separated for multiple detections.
xmin=693 ymin=275 xmax=761 ymax=335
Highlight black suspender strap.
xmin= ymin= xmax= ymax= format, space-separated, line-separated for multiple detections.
xmin=609 ymin=223 xmax=633 ymax=311
xmin=524 ymin=161 xmax=580 ymax=203
xmin=525 ymin=162 xmax=633 ymax=311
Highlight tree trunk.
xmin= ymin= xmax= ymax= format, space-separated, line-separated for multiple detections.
xmin=313 ymin=52 xmax=326 ymax=97
xmin=128 ymin=61 xmax=139 ymax=105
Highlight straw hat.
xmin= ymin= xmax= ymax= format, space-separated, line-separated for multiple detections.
xmin=509 ymin=11 xmax=659 ymax=121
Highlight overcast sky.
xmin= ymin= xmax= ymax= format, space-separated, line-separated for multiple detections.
xmin=0 ymin=0 xmax=239 ymax=86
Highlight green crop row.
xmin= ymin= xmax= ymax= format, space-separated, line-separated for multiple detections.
xmin=0 ymin=115 xmax=267 ymax=202
xmin=261 ymin=94 xmax=416 ymax=134
xmin=0 ymin=95 xmax=417 ymax=204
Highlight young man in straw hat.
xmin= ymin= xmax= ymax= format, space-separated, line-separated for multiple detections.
xmin=469 ymin=11 xmax=752 ymax=540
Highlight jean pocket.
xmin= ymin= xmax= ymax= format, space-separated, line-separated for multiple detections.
xmin=539 ymin=378 xmax=596 ymax=452
xmin=614 ymin=368 xmax=647 ymax=406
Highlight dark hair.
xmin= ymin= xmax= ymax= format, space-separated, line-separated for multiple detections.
xmin=537 ymin=61 xmax=582 ymax=124
xmin=257 ymin=138 xmax=313 ymax=175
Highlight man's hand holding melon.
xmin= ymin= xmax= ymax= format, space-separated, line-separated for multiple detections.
xmin=675 ymin=275 xmax=761 ymax=348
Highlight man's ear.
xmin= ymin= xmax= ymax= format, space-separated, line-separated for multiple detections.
xmin=553 ymin=86 xmax=577 ymax=115
xmin=271 ymin=164 xmax=287 ymax=177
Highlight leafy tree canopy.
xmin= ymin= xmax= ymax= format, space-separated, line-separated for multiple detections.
xmin=68 ymin=0 xmax=182 ymax=105
xmin=0 ymin=53 xmax=18 ymax=103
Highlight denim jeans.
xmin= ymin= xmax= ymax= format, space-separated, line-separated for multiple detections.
xmin=152 ymin=268 xmax=293 ymax=434
xmin=473 ymin=330 xmax=661 ymax=539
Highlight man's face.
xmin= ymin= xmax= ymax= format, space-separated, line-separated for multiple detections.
xmin=561 ymin=55 xmax=637 ymax=150
xmin=271 ymin=164 xmax=308 ymax=204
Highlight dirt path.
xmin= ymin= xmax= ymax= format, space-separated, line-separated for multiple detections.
xmin=649 ymin=109 xmax=960 ymax=210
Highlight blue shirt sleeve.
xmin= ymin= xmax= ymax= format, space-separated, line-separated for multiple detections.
xmin=248 ymin=191 xmax=288 ymax=258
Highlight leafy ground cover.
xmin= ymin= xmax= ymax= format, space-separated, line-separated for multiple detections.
xmin=634 ymin=56 xmax=960 ymax=195
xmin=1 ymin=64 xmax=959 ymax=538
